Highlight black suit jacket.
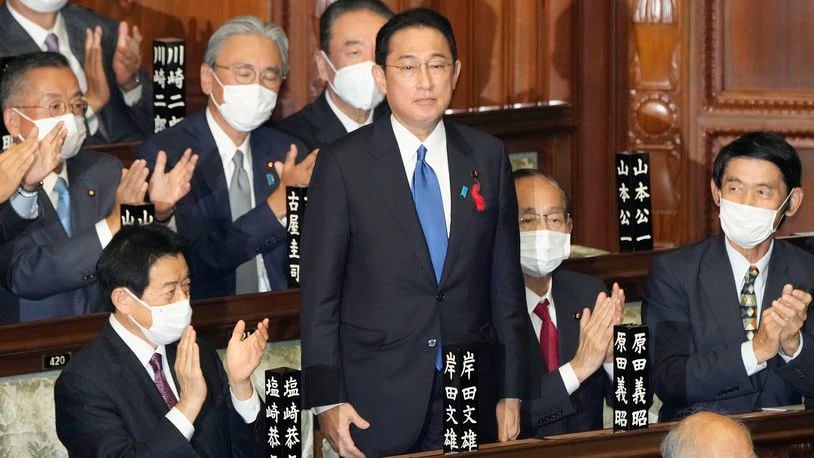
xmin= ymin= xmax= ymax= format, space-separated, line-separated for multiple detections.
xmin=0 ymin=3 xmax=152 ymax=143
xmin=136 ymin=111 xmax=305 ymax=299
xmin=0 ymin=149 xmax=120 ymax=323
xmin=300 ymin=117 xmax=527 ymax=456
xmin=520 ymin=270 xmax=609 ymax=438
xmin=643 ymin=235 xmax=814 ymax=421
xmin=55 ymin=321 xmax=260 ymax=457
xmin=275 ymin=90 xmax=390 ymax=151
xmin=0 ymin=200 xmax=34 ymax=243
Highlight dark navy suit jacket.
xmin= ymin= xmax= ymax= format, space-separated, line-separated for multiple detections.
xmin=136 ymin=110 xmax=305 ymax=299
xmin=55 ymin=321 xmax=261 ymax=457
xmin=643 ymin=235 xmax=814 ymax=421
xmin=520 ymin=269 xmax=610 ymax=438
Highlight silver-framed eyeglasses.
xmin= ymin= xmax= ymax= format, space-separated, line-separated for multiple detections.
xmin=384 ymin=60 xmax=454 ymax=78
xmin=212 ymin=63 xmax=285 ymax=88
xmin=519 ymin=211 xmax=569 ymax=230
xmin=14 ymin=99 xmax=89 ymax=117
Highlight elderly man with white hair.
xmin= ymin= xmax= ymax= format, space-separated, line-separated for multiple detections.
xmin=136 ymin=15 xmax=316 ymax=299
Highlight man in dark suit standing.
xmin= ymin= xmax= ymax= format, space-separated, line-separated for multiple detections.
xmin=0 ymin=0 xmax=152 ymax=143
xmin=513 ymin=169 xmax=623 ymax=438
xmin=0 ymin=52 xmax=195 ymax=323
xmin=55 ymin=224 xmax=269 ymax=456
xmin=277 ymin=0 xmax=392 ymax=151
xmin=643 ymin=132 xmax=814 ymax=421
xmin=301 ymin=9 xmax=527 ymax=457
xmin=137 ymin=16 xmax=315 ymax=299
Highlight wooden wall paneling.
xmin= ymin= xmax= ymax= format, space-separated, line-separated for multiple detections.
xmin=433 ymin=1 xmax=473 ymax=111
xmin=271 ymin=0 xmax=320 ymax=119
xmin=469 ymin=0 xmax=505 ymax=110
xmin=626 ymin=0 xmax=685 ymax=248
xmin=545 ymin=0 xmax=574 ymax=103
xmin=508 ymin=0 xmax=541 ymax=106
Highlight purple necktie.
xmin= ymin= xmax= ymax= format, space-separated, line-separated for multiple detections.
xmin=44 ymin=33 xmax=59 ymax=53
xmin=149 ymin=353 xmax=178 ymax=409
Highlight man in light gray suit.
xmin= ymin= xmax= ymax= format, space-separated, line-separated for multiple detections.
xmin=0 ymin=52 xmax=195 ymax=323
xmin=0 ymin=0 xmax=152 ymax=143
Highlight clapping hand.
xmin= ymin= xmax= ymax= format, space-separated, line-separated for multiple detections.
xmin=225 ymin=319 xmax=269 ymax=400
xmin=148 ymin=149 xmax=198 ymax=221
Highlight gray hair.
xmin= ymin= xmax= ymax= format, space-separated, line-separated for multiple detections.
xmin=203 ymin=16 xmax=289 ymax=76
xmin=660 ymin=411 xmax=756 ymax=458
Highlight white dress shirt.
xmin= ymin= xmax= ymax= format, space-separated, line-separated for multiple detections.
xmin=206 ymin=107 xmax=281 ymax=293
xmin=41 ymin=165 xmax=113 ymax=248
xmin=724 ymin=238 xmax=802 ymax=376
xmin=325 ymin=90 xmax=374 ymax=133
xmin=391 ymin=115 xmax=451 ymax=235
xmin=9 ymin=189 xmax=39 ymax=219
xmin=109 ymin=314 xmax=260 ymax=439
xmin=525 ymin=279 xmax=613 ymax=396
xmin=7 ymin=3 xmax=143 ymax=136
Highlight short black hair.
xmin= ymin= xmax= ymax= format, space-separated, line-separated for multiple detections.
xmin=96 ymin=224 xmax=189 ymax=312
xmin=712 ymin=131 xmax=802 ymax=192
xmin=375 ymin=7 xmax=458 ymax=66
xmin=320 ymin=0 xmax=393 ymax=53
xmin=0 ymin=52 xmax=71 ymax=110
xmin=513 ymin=168 xmax=572 ymax=215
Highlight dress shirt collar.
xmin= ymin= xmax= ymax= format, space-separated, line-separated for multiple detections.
xmin=724 ymin=237 xmax=773 ymax=287
xmin=325 ymin=90 xmax=374 ymax=133
xmin=109 ymin=313 xmax=168 ymax=370
xmin=42 ymin=163 xmax=69 ymax=208
xmin=7 ymin=3 xmax=66 ymax=52
xmin=525 ymin=278 xmax=554 ymax=317
xmin=390 ymin=115 xmax=446 ymax=168
xmin=206 ymin=106 xmax=252 ymax=174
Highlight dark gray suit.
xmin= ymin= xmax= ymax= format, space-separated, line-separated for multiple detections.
xmin=0 ymin=149 xmax=120 ymax=323
xmin=643 ymin=235 xmax=814 ymax=421
xmin=0 ymin=3 xmax=152 ymax=143
xmin=520 ymin=270 xmax=609 ymax=438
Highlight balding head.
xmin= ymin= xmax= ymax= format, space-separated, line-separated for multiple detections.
xmin=661 ymin=411 xmax=755 ymax=458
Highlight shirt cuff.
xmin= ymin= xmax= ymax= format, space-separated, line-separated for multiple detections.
xmin=602 ymin=362 xmax=614 ymax=381
xmin=166 ymin=407 xmax=195 ymax=440
xmin=559 ymin=362 xmax=581 ymax=395
xmin=85 ymin=106 xmax=99 ymax=136
xmin=10 ymin=190 xmax=38 ymax=219
xmin=95 ymin=218 xmax=114 ymax=248
xmin=121 ymin=82 xmax=143 ymax=106
xmin=779 ymin=331 xmax=804 ymax=362
xmin=741 ymin=340 xmax=768 ymax=376
xmin=230 ymin=385 xmax=261 ymax=424
xmin=312 ymin=403 xmax=343 ymax=415
xmin=278 ymin=216 xmax=287 ymax=228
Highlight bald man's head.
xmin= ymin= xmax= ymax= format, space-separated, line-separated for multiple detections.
xmin=661 ymin=412 xmax=755 ymax=458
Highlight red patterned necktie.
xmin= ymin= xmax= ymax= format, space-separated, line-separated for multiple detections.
xmin=533 ymin=299 xmax=559 ymax=373
xmin=149 ymin=353 xmax=178 ymax=409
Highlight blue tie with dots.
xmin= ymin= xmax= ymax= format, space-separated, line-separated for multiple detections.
xmin=412 ymin=144 xmax=447 ymax=370
xmin=54 ymin=177 xmax=72 ymax=237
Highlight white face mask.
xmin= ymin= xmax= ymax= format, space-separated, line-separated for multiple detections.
xmin=210 ymin=71 xmax=277 ymax=132
xmin=719 ymin=193 xmax=792 ymax=249
xmin=125 ymin=289 xmax=192 ymax=346
xmin=519 ymin=230 xmax=571 ymax=277
xmin=321 ymin=51 xmax=384 ymax=111
xmin=19 ymin=0 xmax=67 ymax=13
xmin=14 ymin=110 xmax=86 ymax=161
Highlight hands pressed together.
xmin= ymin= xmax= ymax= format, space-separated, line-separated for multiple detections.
xmin=753 ymin=284 xmax=811 ymax=364
xmin=572 ymin=282 xmax=625 ymax=383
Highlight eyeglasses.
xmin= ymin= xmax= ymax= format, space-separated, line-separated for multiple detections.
xmin=384 ymin=60 xmax=454 ymax=78
xmin=519 ymin=211 xmax=569 ymax=231
xmin=14 ymin=99 xmax=88 ymax=117
xmin=213 ymin=63 xmax=285 ymax=88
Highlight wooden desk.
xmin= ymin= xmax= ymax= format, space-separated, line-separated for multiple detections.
xmin=392 ymin=410 xmax=814 ymax=457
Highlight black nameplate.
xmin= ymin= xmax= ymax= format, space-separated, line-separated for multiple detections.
xmin=121 ymin=203 xmax=155 ymax=226
xmin=265 ymin=367 xmax=302 ymax=458
xmin=613 ymin=324 xmax=650 ymax=432
xmin=42 ymin=352 xmax=71 ymax=370
xmin=286 ymin=187 xmax=308 ymax=288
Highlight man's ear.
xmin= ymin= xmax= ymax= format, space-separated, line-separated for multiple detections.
xmin=111 ymin=287 xmax=133 ymax=314
xmin=785 ymin=187 xmax=805 ymax=217
xmin=710 ymin=179 xmax=721 ymax=207
xmin=315 ymin=49 xmax=331 ymax=84
xmin=200 ymin=63 xmax=214 ymax=96
xmin=3 ymin=108 xmax=21 ymax=139
xmin=451 ymin=59 xmax=462 ymax=90
xmin=373 ymin=64 xmax=387 ymax=95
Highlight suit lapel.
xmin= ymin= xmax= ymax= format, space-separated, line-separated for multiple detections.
xmin=439 ymin=124 xmax=476 ymax=286
xmin=315 ymin=92 xmax=349 ymax=147
xmin=552 ymin=275 xmax=582 ymax=363
xmin=249 ymin=131 xmax=280 ymax=206
xmin=62 ymin=9 xmax=87 ymax=62
xmin=763 ymin=240 xmax=791 ymax=312
xmin=0 ymin=4 xmax=41 ymax=54
xmin=103 ymin=323 xmax=172 ymax=419
xmin=67 ymin=157 xmax=101 ymax=235
xmin=366 ymin=119 xmax=437 ymax=284
xmin=189 ymin=117 xmax=231 ymax=217
xmin=700 ymin=236 xmax=747 ymax=347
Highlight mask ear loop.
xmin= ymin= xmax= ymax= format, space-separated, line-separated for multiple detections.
xmin=773 ymin=189 xmax=795 ymax=230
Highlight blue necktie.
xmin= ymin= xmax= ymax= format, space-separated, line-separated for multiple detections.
xmin=54 ymin=177 xmax=72 ymax=237
xmin=412 ymin=144 xmax=447 ymax=370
